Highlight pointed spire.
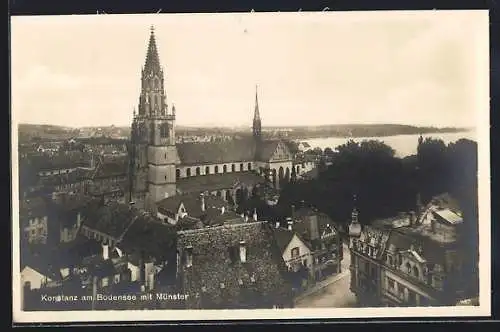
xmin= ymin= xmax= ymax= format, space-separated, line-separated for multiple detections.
xmin=144 ymin=25 xmax=161 ymax=74
xmin=253 ymin=84 xmax=260 ymax=121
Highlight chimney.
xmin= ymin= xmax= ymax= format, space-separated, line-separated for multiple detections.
xmin=102 ymin=243 xmax=109 ymax=260
xmin=185 ymin=246 xmax=193 ymax=268
xmin=287 ymin=218 xmax=293 ymax=231
xmin=239 ymin=241 xmax=247 ymax=263
xmin=200 ymin=193 xmax=205 ymax=212
xmin=253 ymin=208 xmax=258 ymax=221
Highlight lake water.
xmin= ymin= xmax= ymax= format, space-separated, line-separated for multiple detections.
xmin=305 ymin=131 xmax=477 ymax=158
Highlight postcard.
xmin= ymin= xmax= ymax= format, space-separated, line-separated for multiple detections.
xmin=11 ymin=10 xmax=490 ymax=323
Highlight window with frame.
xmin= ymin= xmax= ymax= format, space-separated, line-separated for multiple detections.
xmin=291 ymin=247 xmax=300 ymax=258
xmin=160 ymin=123 xmax=169 ymax=138
xmin=413 ymin=265 xmax=420 ymax=278
xmin=387 ymin=278 xmax=396 ymax=290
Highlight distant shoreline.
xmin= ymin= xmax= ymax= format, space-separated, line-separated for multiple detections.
xmin=17 ymin=123 xmax=472 ymax=144
xmin=294 ymin=129 xmax=473 ymax=141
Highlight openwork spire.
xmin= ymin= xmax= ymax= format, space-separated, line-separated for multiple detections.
xmin=253 ymin=84 xmax=260 ymax=121
xmin=144 ymin=25 xmax=161 ymax=74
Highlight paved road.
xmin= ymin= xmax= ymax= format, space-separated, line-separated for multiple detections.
xmin=294 ymin=243 xmax=358 ymax=308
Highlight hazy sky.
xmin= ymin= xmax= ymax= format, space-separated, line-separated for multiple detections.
xmin=11 ymin=11 xmax=488 ymax=128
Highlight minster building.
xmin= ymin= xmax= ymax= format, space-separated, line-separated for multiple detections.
xmin=128 ymin=27 xmax=297 ymax=212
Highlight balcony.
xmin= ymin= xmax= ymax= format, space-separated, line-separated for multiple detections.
xmin=287 ymin=253 xmax=309 ymax=266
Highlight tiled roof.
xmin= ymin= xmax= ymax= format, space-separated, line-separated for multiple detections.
xmin=157 ymin=193 xmax=229 ymax=217
xmin=176 ymin=138 xmax=293 ymax=165
xmin=208 ymin=210 xmax=246 ymax=226
xmin=177 ymin=172 xmax=264 ymax=194
xmin=37 ymin=168 xmax=86 ymax=186
xmin=433 ymin=209 xmax=463 ymax=225
xmin=91 ymin=156 xmax=128 ymax=179
xmin=273 ymin=228 xmax=295 ymax=253
xmin=177 ymin=221 xmax=293 ymax=308
xmin=82 ymin=202 xmax=139 ymax=239
xmin=176 ymin=138 xmax=256 ymax=165
xmin=176 ymin=215 xmax=205 ymax=231
xmin=119 ymin=217 xmax=177 ymax=262
xmin=292 ymin=209 xmax=339 ymax=242
xmin=20 ymin=197 xmax=48 ymax=219
xmin=22 ymin=151 xmax=89 ymax=172
xmin=77 ymin=137 xmax=128 ymax=146
xmin=385 ymin=229 xmax=448 ymax=266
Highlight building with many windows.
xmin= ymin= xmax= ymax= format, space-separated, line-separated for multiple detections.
xmin=349 ymin=193 xmax=474 ymax=307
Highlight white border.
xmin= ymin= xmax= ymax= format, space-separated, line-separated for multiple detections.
xmin=11 ymin=10 xmax=491 ymax=323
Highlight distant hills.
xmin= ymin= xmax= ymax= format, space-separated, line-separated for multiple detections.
xmin=17 ymin=123 xmax=472 ymax=143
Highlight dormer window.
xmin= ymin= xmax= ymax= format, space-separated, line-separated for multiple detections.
xmin=185 ymin=246 xmax=193 ymax=268
xmin=239 ymin=241 xmax=247 ymax=263
xmin=413 ymin=265 xmax=420 ymax=278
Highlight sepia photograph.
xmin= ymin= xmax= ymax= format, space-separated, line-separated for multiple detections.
xmin=11 ymin=10 xmax=490 ymax=322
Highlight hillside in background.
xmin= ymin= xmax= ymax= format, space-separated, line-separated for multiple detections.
xmin=17 ymin=123 xmax=471 ymax=143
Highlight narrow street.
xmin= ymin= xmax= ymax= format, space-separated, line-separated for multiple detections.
xmin=294 ymin=242 xmax=358 ymax=308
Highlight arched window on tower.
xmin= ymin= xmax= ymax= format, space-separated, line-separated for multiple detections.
xmin=223 ymin=165 xmax=227 ymax=173
xmin=215 ymin=166 xmax=219 ymax=174
xmin=196 ymin=167 xmax=201 ymax=176
xmin=205 ymin=166 xmax=210 ymax=175
xmin=248 ymin=163 xmax=252 ymax=171
xmin=176 ymin=169 xmax=181 ymax=179
xmin=231 ymin=164 xmax=235 ymax=172
xmin=150 ymin=123 xmax=155 ymax=143
xmin=160 ymin=123 xmax=169 ymax=138
xmin=240 ymin=163 xmax=244 ymax=171
xmin=186 ymin=168 xmax=191 ymax=177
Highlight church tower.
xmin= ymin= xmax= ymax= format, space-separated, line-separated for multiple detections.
xmin=130 ymin=26 xmax=178 ymax=211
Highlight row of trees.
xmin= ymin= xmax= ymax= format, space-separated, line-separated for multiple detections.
xmin=277 ymin=136 xmax=477 ymax=226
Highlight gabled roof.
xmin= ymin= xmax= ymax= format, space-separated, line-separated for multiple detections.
xmin=273 ymin=228 xmax=296 ymax=253
xmin=176 ymin=138 xmax=293 ymax=165
xmin=82 ymin=202 xmax=139 ymax=239
xmin=384 ymin=228 xmax=448 ymax=266
xmin=157 ymin=193 xmax=229 ymax=218
xmin=19 ymin=197 xmax=48 ymax=219
xmin=176 ymin=138 xmax=256 ymax=165
xmin=22 ymin=151 xmax=89 ymax=172
xmin=91 ymin=156 xmax=128 ymax=179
